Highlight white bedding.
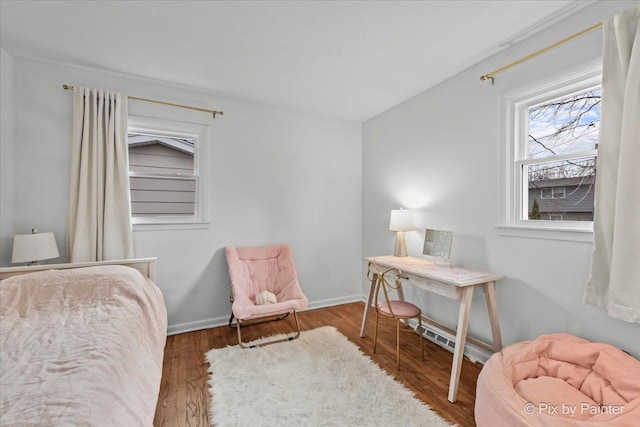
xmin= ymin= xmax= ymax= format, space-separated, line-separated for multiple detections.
xmin=0 ymin=265 xmax=167 ymax=426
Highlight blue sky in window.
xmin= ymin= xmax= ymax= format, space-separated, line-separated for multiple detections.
xmin=528 ymin=88 xmax=600 ymax=160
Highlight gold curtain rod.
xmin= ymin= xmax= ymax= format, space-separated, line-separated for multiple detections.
xmin=480 ymin=22 xmax=602 ymax=84
xmin=62 ymin=84 xmax=223 ymax=118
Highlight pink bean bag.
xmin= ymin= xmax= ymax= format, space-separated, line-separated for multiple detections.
xmin=475 ymin=333 xmax=640 ymax=426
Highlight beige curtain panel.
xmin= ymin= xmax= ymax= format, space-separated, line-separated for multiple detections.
xmin=585 ymin=4 xmax=640 ymax=323
xmin=67 ymin=87 xmax=134 ymax=262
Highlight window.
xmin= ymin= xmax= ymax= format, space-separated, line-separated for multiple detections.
xmin=129 ymin=133 xmax=196 ymax=216
xmin=499 ymin=64 xmax=601 ymax=240
xmin=540 ymin=187 xmax=565 ymax=200
xmin=127 ymin=116 xmax=209 ymax=229
xmin=523 ymin=87 xmax=598 ymax=222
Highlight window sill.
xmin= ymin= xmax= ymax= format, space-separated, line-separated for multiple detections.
xmin=132 ymin=220 xmax=210 ymax=232
xmin=496 ymin=223 xmax=593 ymax=243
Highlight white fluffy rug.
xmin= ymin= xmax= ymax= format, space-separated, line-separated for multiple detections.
xmin=206 ymin=326 xmax=452 ymax=427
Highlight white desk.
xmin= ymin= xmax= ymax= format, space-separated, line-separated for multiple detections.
xmin=361 ymin=255 xmax=504 ymax=403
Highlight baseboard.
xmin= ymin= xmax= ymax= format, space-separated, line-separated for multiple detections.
xmin=167 ymin=294 xmax=363 ymax=336
xmin=304 ymin=294 xmax=363 ymax=310
xmin=167 ymin=315 xmax=230 ymax=336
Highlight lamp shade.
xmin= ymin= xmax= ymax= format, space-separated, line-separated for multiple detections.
xmin=389 ymin=209 xmax=414 ymax=232
xmin=12 ymin=232 xmax=60 ymax=264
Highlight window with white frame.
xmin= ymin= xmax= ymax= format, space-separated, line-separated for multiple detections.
xmin=501 ymin=65 xmax=601 ymax=236
xmin=540 ymin=187 xmax=566 ymax=199
xmin=127 ymin=116 xmax=209 ymax=228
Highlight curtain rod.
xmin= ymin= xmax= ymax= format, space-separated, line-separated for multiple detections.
xmin=480 ymin=22 xmax=602 ymax=84
xmin=62 ymin=84 xmax=223 ymax=118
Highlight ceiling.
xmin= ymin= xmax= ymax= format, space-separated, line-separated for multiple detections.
xmin=0 ymin=1 xmax=591 ymax=122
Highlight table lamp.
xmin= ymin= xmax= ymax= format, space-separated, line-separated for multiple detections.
xmin=389 ymin=209 xmax=414 ymax=257
xmin=12 ymin=229 xmax=60 ymax=265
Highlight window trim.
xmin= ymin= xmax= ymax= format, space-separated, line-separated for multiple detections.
xmin=127 ymin=115 xmax=210 ymax=230
xmin=497 ymin=61 xmax=601 ymax=242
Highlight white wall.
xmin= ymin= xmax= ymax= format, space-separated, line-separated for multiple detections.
xmin=8 ymin=57 xmax=362 ymax=332
xmin=0 ymin=48 xmax=15 ymax=266
xmin=363 ymin=1 xmax=640 ymax=358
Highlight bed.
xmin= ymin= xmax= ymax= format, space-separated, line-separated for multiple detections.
xmin=0 ymin=258 xmax=167 ymax=426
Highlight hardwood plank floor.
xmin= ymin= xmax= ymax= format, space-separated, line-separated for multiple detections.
xmin=153 ymin=302 xmax=482 ymax=426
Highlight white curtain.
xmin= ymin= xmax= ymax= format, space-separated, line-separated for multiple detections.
xmin=67 ymin=87 xmax=134 ymax=262
xmin=585 ymin=4 xmax=640 ymax=323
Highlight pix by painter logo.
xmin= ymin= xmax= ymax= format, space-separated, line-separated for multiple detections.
xmin=523 ymin=402 xmax=624 ymax=417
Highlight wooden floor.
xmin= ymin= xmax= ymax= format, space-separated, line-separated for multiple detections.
xmin=153 ymin=302 xmax=482 ymax=426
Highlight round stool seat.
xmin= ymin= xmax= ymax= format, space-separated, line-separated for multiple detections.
xmin=378 ymin=300 xmax=420 ymax=318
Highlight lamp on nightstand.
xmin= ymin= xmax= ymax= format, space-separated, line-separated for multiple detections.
xmin=12 ymin=229 xmax=60 ymax=265
xmin=389 ymin=208 xmax=414 ymax=257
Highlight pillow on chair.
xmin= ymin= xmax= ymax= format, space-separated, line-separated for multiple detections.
xmin=255 ymin=290 xmax=277 ymax=305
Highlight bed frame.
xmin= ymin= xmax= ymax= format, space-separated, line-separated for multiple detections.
xmin=0 ymin=258 xmax=157 ymax=281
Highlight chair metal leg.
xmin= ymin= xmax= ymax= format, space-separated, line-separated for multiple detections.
xmin=291 ymin=310 xmax=302 ymax=340
xmin=418 ymin=315 xmax=424 ymax=361
xmin=396 ymin=319 xmax=400 ymax=370
xmin=228 ymin=312 xmax=235 ymax=327
xmin=373 ymin=310 xmax=379 ymax=354
xmin=236 ymin=320 xmax=246 ymax=349
xmin=229 ymin=312 xmax=290 ymax=329
xmin=237 ymin=311 xmax=302 ymax=349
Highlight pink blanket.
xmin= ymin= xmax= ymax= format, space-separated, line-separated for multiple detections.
xmin=0 ymin=265 xmax=167 ymax=426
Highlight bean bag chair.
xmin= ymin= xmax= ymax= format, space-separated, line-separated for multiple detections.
xmin=475 ymin=333 xmax=640 ymax=426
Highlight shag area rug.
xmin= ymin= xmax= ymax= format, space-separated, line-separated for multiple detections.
xmin=206 ymin=326 xmax=452 ymax=427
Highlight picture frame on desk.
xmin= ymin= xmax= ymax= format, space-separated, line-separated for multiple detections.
xmin=423 ymin=229 xmax=454 ymax=261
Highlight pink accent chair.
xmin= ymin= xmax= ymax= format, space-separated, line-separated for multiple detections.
xmin=225 ymin=244 xmax=308 ymax=348
xmin=369 ymin=263 xmax=424 ymax=369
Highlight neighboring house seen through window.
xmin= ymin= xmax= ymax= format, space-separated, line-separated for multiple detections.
xmin=127 ymin=115 xmax=209 ymax=228
xmin=128 ymin=133 xmax=196 ymax=217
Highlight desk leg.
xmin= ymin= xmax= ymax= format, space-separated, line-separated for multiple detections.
xmin=448 ymin=286 xmax=474 ymax=403
xmin=360 ymin=275 xmax=378 ymax=337
xmin=483 ymin=281 xmax=503 ymax=351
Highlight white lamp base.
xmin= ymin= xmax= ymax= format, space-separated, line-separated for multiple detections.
xmin=393 ymin=231 xmax=407 ymax=257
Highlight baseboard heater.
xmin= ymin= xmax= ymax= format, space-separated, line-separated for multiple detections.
xmin=405 ymin=316 xmax=494 ymax=364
